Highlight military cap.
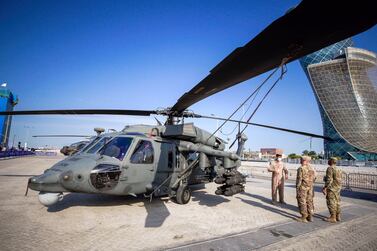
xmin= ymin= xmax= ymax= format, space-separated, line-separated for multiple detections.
xmin=329 ymin=157 xmax=337 ymax=163
xmin=301 ymin=155 xmax=311 ymax=161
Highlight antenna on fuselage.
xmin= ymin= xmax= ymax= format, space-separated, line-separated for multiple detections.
xmin=94 ymin=127 xmax=105 ymax=136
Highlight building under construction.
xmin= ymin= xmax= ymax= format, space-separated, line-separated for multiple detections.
xmin=0 ymin=84 xmax=18 ymax=147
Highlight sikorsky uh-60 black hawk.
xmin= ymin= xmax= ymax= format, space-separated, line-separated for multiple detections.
xmin=2 ymin=0 xmax=375 ymax=207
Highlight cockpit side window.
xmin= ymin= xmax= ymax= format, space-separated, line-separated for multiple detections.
xmin=100 ymin=137 xmax=133 ymax=160
xmin=130 ymin=140 xmax=154 ymax=164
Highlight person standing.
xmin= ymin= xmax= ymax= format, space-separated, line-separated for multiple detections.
xmin=267 ymin=153 xmax=288 ymax=205
xmin=322 ymin=157 xmax=342 ymax=223
xmin=296 ymin=156 xmax=316 ymax=222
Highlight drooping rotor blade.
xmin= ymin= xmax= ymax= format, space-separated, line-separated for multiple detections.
xmin=33 ymin=135 xmax=91 ymax=138
xmin=0 ymin=109 xmax=157 ymax=116
xmin=197 ymin=114 xmax=333 ymax=141
xmin=171 ymin=0 xmax=377 ymax=114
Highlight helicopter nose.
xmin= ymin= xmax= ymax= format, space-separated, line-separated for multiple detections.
xmin=28 ymin=171 xmax=66 ymax=193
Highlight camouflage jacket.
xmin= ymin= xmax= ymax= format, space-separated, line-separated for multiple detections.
xmin=324 ymin=165 xmax=342 ymax=192
xmin=296 ymin=164 xmax=316 ymax=190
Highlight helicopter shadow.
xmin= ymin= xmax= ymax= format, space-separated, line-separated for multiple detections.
xmin=47 ymin=193 xmax=142 ymax=212
xmin=47 ymin=193 xmax=171 ymax=228
xmin=144 ymin=198 xmax=171 ymax=228
xmin=191 ymin=190 xmax=231 ymax=207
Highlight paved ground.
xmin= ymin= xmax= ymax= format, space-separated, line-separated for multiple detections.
xmin=0 ymin=156 xmax=376 ymax=251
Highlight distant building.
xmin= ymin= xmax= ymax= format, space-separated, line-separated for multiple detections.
xmin=243 ymin=150 xmax=262 ymax=160
xmin=300 ymin=39 xmax=377 ymax=161
xmin=260 ymin=148 xmax=283 ymax=159
xmin=0 ymin=84 xmax=18 ymax=147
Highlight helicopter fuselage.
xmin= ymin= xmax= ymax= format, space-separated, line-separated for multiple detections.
xmin=28 ymin=123 xmax=247 ymax=206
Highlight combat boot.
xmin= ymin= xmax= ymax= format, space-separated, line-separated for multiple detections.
xmin=307 ymin=214 xmax=313 ymax=222
xmin=296 ymin=214 xmax=308 ymax=223
xmin=324 ymin=214 xmax=337 ymax=223
xmin=336 ymin=213 xmax=341 ymax=222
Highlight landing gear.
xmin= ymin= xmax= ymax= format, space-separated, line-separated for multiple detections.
xmin=175 ymin=184 xmax=191 ymax=204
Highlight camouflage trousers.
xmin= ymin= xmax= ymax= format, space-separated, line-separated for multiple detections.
xmin=296 ymin=187 xmax=314 ymax=216
xmin=326 ymin=190 xmax=341 ymax=215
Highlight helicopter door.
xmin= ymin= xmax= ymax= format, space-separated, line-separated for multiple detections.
xmin=123 ymin=139 xmax=155 ymax=194
xmin=153 ymin=142 xmax=176 ymax=194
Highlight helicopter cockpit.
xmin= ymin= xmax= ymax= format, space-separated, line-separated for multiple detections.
xmin=79 ymin=135 xmax=112 ymax=154
xmin=100 ymin=137 xmax=133 ymax=161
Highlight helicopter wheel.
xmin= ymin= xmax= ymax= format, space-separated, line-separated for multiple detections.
xmin=175 ymin=184 xmax=191 ymax=204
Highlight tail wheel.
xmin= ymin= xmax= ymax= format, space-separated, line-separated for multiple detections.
xmin=176 ymin=185 xmax=191 ymax=204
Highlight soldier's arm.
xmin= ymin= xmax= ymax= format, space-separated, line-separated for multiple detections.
xmin=267 ymin=162 xmax=275 ymax=172
xmin=324 ymin=167 xmax=333 ymax=189
xmin=283 ymin=163 xmax=288 ymax=175
xmin=296 ymin=168 xmax=302 ymax=188
xmin=283 ymin=163 xmax=289 ymax=179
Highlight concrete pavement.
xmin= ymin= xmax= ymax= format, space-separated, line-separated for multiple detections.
xmin=0 ymin=156 xmax=376 ymax=250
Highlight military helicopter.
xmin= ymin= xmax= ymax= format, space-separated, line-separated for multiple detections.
xmin=2 ymin=0 xmax=375 ymax=206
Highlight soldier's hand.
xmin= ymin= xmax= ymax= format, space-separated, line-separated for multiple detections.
xmin=322 ymin=187 xmax=327 ymax=196
xmin=285 ymin=174 xmax=288 ymax=180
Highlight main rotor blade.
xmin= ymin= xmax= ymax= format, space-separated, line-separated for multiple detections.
xmin=171 ymin=0 xmax=377 ymax=114
xmin=0 ymin=109 xmax=156 ymax=116
xmin=197 ymin=114 xmax=333 ymax=141
xmin=33 ymin=135 xmax=91 ymax=138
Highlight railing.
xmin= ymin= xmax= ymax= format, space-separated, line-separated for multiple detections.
xmin=284 ymin=158 xmax=377 ymax=167
xmin=347 ymin=173 xmax=377 ymax=190
xmin=239 ymin=166 xmax=377 ymax=191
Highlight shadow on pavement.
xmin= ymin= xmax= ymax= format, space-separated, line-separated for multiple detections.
xmin=239 ymin=192 xmax=329 ymax=221
xmin=47 ymin=193 xmax=143 ymax=212
xmin=236 ymin=196 xmax=298 ymax=220
xmin=191 ymin=190 xmax=230 ymax=207
xmin=144 ymin=199 xmax=171 ymax=228
xmin=242 ymin=192 xmax=298 ymax=212
xmin=286 ymin=184 xmax=377 ymax=203
xmin=47 ymin=193 xmax=171 ymax=228
xmin=236 ymin=192 xmax=298 ymax=220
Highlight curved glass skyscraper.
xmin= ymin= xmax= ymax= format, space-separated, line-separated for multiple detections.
xmin=299 ymin=39 xmax=377 ymax=160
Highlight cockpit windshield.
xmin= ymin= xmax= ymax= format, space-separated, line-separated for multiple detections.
xmin=86 ymin=136 xmax=112 ymax=154
xmin=100 ymin=137 xmax=133 ymax=160
xmin=80 ymin=137 xmax=102 ymax=152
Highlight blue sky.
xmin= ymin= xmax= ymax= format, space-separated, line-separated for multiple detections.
xmin=0 ymin=0 xmax=376 ymax=154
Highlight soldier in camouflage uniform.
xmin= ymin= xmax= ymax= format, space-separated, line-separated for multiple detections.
xmin=322 ymin=157 xmax=342 ymax=223
xmin=296 ymin=156 xmax=316 ymax=223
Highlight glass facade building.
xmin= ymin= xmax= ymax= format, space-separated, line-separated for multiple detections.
xmin=0 ymin=86 xmax=18 ymax=147
xmin=300 ymin=39 xmax=377 ymax=160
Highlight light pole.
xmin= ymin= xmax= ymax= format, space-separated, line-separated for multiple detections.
xmin=12 ymin=134 xmax=16 ymax=149
xmin=24 ymin=126 xmax=34 ymax=149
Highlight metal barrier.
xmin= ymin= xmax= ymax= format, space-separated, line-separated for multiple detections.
xmin=347 ymin=173 xmax=377 ymax=191
xmin=0 ymin=150 xmax=35 ymax=158
xmin=284 ymin=158 xmax=377 ymax=167
xmin=313 ymin=171 xmax=349 ymax=188
xmin=240 ymin=166 xmax=377 ymax=191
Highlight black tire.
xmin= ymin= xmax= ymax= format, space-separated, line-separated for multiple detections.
xmin=176 ymin=185 xmax=191 ymax=204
